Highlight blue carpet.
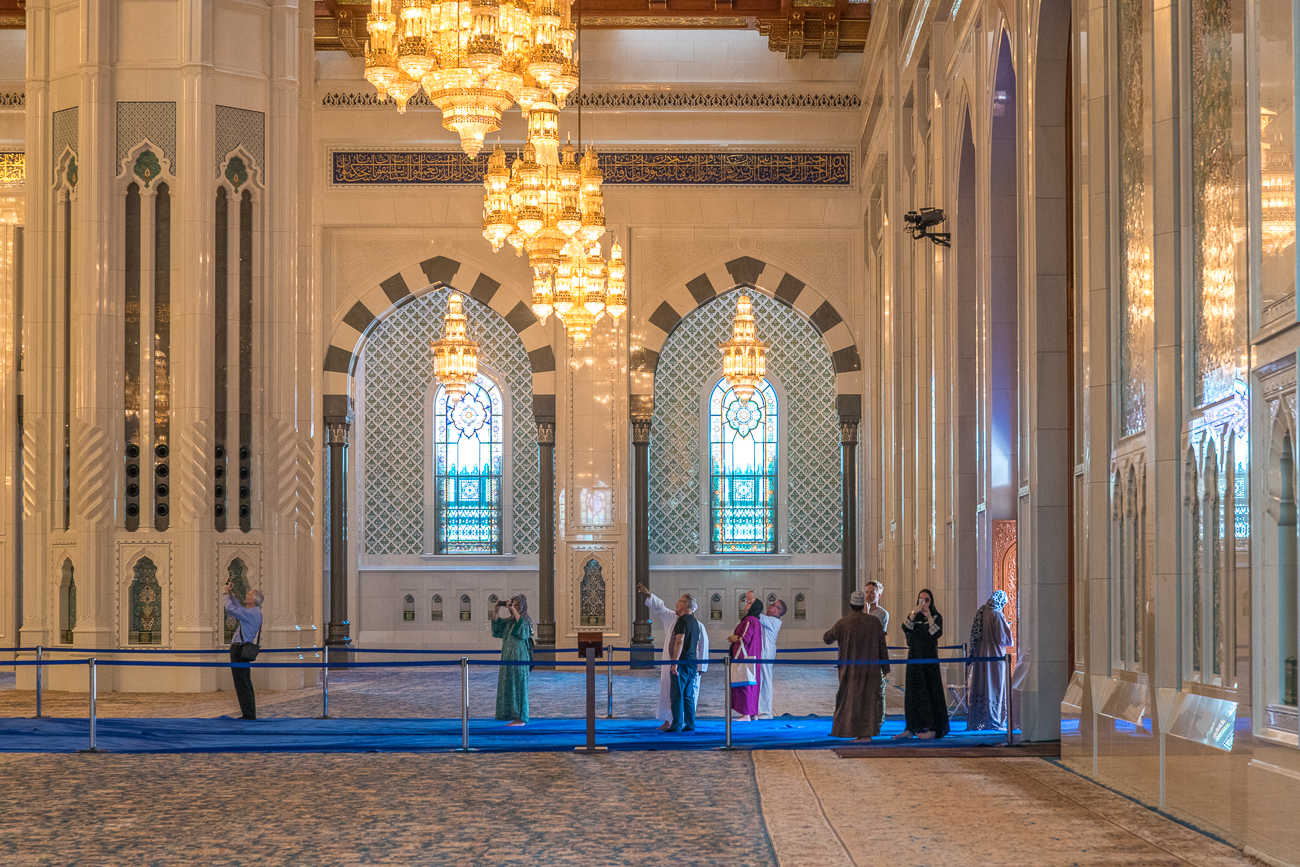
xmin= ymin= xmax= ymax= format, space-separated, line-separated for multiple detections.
xmin=0 ymin=715 xmax=1008 ymax=753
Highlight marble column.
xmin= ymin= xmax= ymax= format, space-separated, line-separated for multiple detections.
xmin=535 ymin=417 xmax=556 ymax=657
xmin=325 ymin=416 xmax=351 ymax=648
xmin=840 ymin=416 xmax=860 ymax=615
xmin=631 ymin=416 xmax=652 ymax=655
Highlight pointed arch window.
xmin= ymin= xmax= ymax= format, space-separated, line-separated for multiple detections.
xmin=129 ymin=557 xmax=162 ymax=645
xmin=709 ymin=378 xmax=778 ymax=553
xmin=58 ymin=560 xmax=76 ymax=645
xmin=434 ymin=374 xmax=503 ymax=554
xmin=224 ymin=559 xmax=249 ymax=643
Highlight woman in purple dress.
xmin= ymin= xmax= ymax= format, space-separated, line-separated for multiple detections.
xmin=727 ymin=599 xmax=764 ymax=720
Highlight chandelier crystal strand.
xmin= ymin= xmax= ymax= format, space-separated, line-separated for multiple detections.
xmin=431 ymin=292 xmax=480 ymax=406
xmin=719 ymin=293 xmax=769 ymax=405
xmin=605 ymin=240 xmax=626 ymax=320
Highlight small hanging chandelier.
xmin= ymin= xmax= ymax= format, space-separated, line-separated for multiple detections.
xmin=719 ymin=293 xmax=768 ymax=405
xmin=430 ymin=292 xmax=480 ymax=405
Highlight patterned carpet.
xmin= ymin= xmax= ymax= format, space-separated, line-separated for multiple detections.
xmin=0 ymin=751 xmax=777 ymax=867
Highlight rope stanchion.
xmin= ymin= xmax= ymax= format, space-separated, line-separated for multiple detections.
xmin=1004 ymin=653 xmax=1013 ymax=746
xmin=86 ymin=658 xmax=98 ymax=753
xmin=320 ymin=646 xmax=330 ymax=719
xmin=459 ymin=657 xmax=471 ymax=752
xmin=35 ymin=646 xmax=42 ymax=719
xmin=604 ymin=643 xmax=614 ymax=719
xmin=723 ymin=656 xmax=733 ymax=750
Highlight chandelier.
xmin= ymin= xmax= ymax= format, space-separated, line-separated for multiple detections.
xmin=719 ymin=293 xmax=768 ymax=405
xmin=363 ymin=0 xmax=579 ymax=158
xmin=430 ymin=292 xmax=480 ymax=405
xmin=478 ymin=1 xmax=618 ymax=347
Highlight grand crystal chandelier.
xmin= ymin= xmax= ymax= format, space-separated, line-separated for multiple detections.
xmin=431 ymin=292 xmax=480 ymax=405
xmin=477 ymin=0 xmax=620 ymax=347
xmin=719 ymin=293 xmax=768 ymax=405
xmin=363 ymin=0 xmax=579 ymax=158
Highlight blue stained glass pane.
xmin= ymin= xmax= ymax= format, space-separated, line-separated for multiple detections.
xmin=434 ymin=375 xmax=503 ymax=554
xmin=709 ymin=378 xmax=777 ymax=553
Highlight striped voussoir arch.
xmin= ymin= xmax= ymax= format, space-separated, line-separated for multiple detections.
xmin=322 ymin=255 xmax=558 ymax=421
xmin=630 ymin=255 xmax=863 ymax=419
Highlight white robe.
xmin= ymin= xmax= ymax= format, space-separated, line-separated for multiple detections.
xmin=646 ymin=592 xmax=710 ymax=722
xmin=757 ymin=613 xmax=783 ymax=718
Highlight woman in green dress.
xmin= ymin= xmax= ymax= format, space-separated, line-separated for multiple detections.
xmin=490 ymin=594 xmax=533 ymax=725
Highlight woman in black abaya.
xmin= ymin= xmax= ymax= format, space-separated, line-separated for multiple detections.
xmin=896 ymin=588 xmax=950 ymax=739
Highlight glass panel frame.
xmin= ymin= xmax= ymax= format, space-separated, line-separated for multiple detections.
xmin=433 ymin=374 xmax=504 ymax=555
xmin=708 ymin=377 xmax=779 ymax=554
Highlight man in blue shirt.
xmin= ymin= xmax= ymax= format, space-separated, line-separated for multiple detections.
xmin=667 ymin=594 xmax=703 ymax=733
xmin=224 ymin=581 xmax=264 ymax=720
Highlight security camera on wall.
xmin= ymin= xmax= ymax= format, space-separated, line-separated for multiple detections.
xmin=903 ymin=208 xmax=951 ymax=247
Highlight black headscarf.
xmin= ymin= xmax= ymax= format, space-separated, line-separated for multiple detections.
xmin=745 ymin=599 xmax=764 ymax=619
xmin=916 ymin=588 xmax=940 ymax=620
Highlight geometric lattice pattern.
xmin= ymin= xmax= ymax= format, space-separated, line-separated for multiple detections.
xmin=651 ymin=292 xmax=840 ymax=553
xmin=215 ymin=106 xmax=265 ymax=181
xmin=116 ymin=102 xmax=178 ymax=174
xmin=362 ymin=287 xmax=537 ymax=554
xmin=52 ymin=107 xmax=78 ymax=168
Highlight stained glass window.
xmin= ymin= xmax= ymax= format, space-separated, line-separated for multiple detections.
xmin=434 ymin=374 xmax=503 ymax=554
xmin=709 ymin=378 xmax=778 ymax=553
xmin=59 ymin=559 xmax=76 ymax=645
xmin=580 ymin=559 xmax=606 ymax=626
xmin=129 ymin=557 xmax=162 ymax=645
xmin=224 ymin=558 xmax=249 ymax=643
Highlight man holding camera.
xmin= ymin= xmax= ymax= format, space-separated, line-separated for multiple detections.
xmin=223 ymin=581 xmax=264 ymax=721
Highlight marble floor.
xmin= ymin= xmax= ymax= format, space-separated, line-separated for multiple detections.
xmin=0 ymin=749 xmax=1263 ymax=866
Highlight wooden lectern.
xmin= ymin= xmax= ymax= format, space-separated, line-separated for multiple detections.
xmin=575 ymin=632 xmax=607 ymax=752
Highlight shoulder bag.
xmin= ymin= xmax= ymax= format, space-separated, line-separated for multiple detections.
xmin=730 ymin=620 xmax=758 ymax=687
xmin=237 ymin=620 xmax=263 ymax=663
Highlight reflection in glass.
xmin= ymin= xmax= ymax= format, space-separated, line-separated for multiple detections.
xmin=1191 ymin=0 xmax=1247 ymax=404
xmin=1117 ymin=0 xmax=1152 ymax=434
xmin=1276 ymin=434 xmax=1297 ymax=708
xmin=1256 ymin=0 xmax=1296 ymax=309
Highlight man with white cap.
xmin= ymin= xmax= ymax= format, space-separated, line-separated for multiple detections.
xmin=822 ymin=588 xmax=891 ymax=740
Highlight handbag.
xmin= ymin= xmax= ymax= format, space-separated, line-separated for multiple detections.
xmin=236 ymin=621 xmax=262 ymax=663
xmin=730 ymin=621 xmax=758 ymax=687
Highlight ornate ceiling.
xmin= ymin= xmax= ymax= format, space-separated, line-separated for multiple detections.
xmin=312 ymin=0 xmax=871 ymax=60
xmin=0 ymin=0 xmax=869 ymax=61
xmin=0 ymin=0 xmax=24 ymax=29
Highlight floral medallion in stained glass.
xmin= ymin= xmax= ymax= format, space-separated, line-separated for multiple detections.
xmin=710 ymin=378 xmax=778 ymax=553
xmin=435 ymin=375 xmax=503 ymax=554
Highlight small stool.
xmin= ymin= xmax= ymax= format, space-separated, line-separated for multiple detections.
xmin=947 ymin=683 xmax=970 ymax=716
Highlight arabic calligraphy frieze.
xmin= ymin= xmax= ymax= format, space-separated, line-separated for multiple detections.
xmin=331 ymin=150 xmax=852 ymax=187
xmin=0 ymin=153 xmax=24 ymax=186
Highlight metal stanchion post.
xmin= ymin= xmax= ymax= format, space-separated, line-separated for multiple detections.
xmin=723 ymin=656 xmax=733 ymax=750
xmin=87 ymin=658 xmax=98 ymax=752
xmin=35 ymin=645 xmax=42 ymax=718
xmin=1004 ymin=653 xmax=1013 ymax=747
xmin=321 ymin=646 xmax=330 ymax=719
xmin=605 ymin=644 xmax=614 ymax=719
xmin=460 ymin=656 xmax=470 ymax=752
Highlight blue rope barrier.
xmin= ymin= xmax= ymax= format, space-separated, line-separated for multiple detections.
xmin=19 ymin=646 xmax=326 ymax=655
